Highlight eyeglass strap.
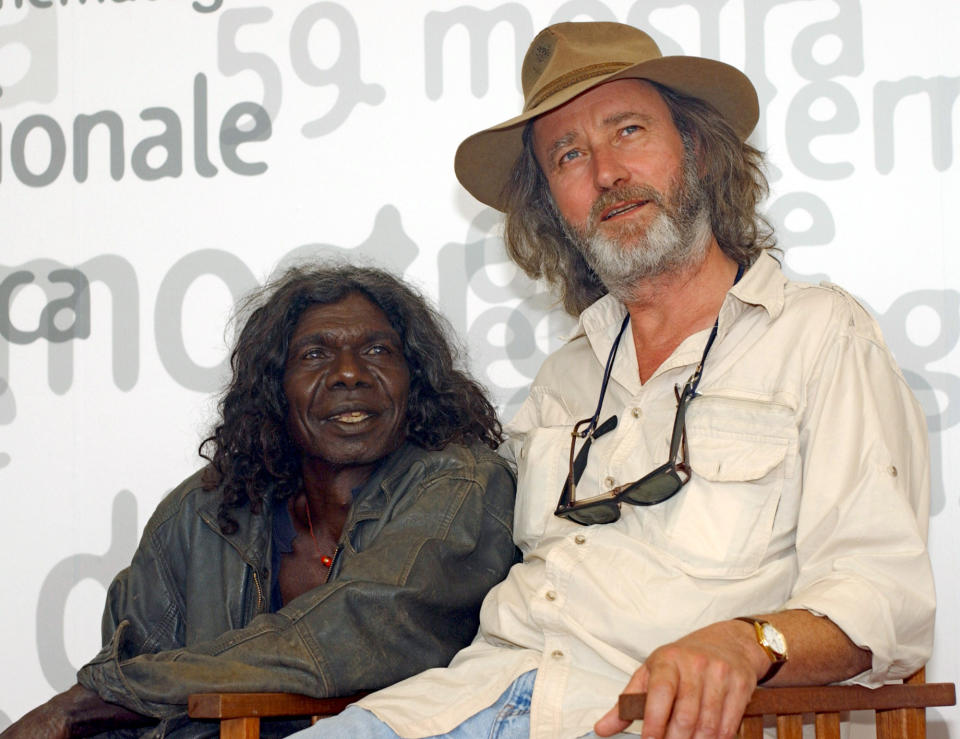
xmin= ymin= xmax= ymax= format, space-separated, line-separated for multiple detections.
xmin=571 ymin=415 xmax=618 ymax=486
xmin=580 ymin=313 xmax=631 ymax=439
xmin=687 ymin=263 xmax=745 ymax=396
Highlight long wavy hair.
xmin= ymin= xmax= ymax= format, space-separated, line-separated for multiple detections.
xmin=200 ymin=264 xmax=502 ymax=533
xmin=502 ymin=80 xmax=776 ymax=316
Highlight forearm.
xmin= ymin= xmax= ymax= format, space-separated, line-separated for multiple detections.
xmin=1 ymin=684 xmax=152 ymax=739
xmin=744 ymin=609 xmax=872 ymax=686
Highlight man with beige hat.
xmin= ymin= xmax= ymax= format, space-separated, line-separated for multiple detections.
xmin=292 ymin=21 xmax=935 ymax=739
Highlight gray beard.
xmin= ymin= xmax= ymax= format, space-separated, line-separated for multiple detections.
xmin=560 ymin=152 xmax=712 ymax=302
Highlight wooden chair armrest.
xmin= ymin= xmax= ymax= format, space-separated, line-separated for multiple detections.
xmin=188 ymin=691 xmax=369 ymax=720
xmin=618 ymin=682 xmax=956 ymax=720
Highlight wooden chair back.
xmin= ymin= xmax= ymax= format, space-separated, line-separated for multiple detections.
xmin=618 ymin=670 xmax=956 ymax=739
xmin=188 ymin=669 xmax=955 ymax=739
xmin=188 ymin=691 xmax=367 ymax=739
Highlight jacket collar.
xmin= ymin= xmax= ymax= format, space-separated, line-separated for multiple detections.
xmin=195 ymin=441 xmax=428 ymax=564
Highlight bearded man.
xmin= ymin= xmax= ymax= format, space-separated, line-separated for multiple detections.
xmin=292 ymin=21 xmax=935 ymax=739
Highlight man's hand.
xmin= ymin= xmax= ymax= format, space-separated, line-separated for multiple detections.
xmin=594 ymin=611 xmax=873 ymax=739
xmin=594 ymin=619 xmax=764 ymax=739
xmin=0 ymin=683 xmax=152 ymax=739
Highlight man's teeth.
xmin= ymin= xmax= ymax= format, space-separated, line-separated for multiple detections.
xmin=332 ymin=411 xmax=372 ymax=423
xmin=604 ymin=202 xmax=642 ymax=220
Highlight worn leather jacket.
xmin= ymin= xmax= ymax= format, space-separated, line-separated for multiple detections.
xmin=77 ymin=441 xmax=518 ymax=736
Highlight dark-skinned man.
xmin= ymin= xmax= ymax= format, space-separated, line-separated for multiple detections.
xmin=3 ymin=264 xmax=518 ymax=738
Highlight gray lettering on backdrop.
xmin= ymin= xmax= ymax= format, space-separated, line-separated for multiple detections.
xmin=438 ymin=208 xmax=577 ymax=418
xmin=549 ymin=0 xmax=617 ymax=24
xmin=275 ymin=205 xmax=418 ymax=279
xmin=131 ymin=107 xmax=184 ymax=180
xmin=218 ymin=7 xmax=282 ymax=128
xmin=0 ymin=256 xmax=139 ymax=395
xmin=11 ymin=115 xmax=67 ymax=187
xmin=1 ymin=73 xmax=271 ymax=186
xmin=0 ymin=5 xmax=57 ymax=106
xmin=626 ymin=0 xmax=723 ymax=56
xmin=220 ymin=101 xmax=272 ymax=174
xmin=216 ymin=3 xmax=385 ymax=139
xmin=73 ymin=111 xmax=125 ymax=182
xmin=155 ymin=249 xmax=257 ymax=393
xmin=787 ymin=81 xmax=858 ymax=180
xmin=290 ymin=2 xmax=385 ymax=137
xmin=424 ymin=5 xmax=533 ymax=98
xmin=36 ymin=491 xmax=139 ymax=691
xmin=874 ymin=76 xmax=960 ymax=174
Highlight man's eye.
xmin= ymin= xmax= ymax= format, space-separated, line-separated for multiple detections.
xmin=303 ymin=348 xmax=326 ymax=359
xmin=558 ymin=149 xmax=580 ymax=165
xmin=366 ymin=344 xmax=389 ymax=355
xmin=620 ymin=124 xmax=641 ymax=137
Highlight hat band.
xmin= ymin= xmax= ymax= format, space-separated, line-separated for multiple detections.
xmin=524 ymin=61 xmax=634 ymax=111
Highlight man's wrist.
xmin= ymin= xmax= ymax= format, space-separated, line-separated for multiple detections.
xmin=733 ymin=617 xmax=788 ymax=684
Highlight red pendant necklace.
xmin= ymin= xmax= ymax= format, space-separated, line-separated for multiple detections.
xmin=303 ymin=502 xmax=334 ymax=568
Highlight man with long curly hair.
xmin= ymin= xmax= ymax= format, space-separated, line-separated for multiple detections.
xmin=4 ymin=264 xmax=517 ymax=738
xmin=294 ymin=21 xmax=934 ymax=739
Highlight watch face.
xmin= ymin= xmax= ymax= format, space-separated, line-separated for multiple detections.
xmin=760 ymin=623 xmax=787 ymax=656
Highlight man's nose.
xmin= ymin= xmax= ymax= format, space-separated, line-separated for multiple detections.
xmin=326 ymin=351 xmax=370 ymax=388
xmin=592 ymin=144 xmax=630 ymax=190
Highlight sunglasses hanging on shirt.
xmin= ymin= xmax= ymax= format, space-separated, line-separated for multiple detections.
xmin=554 ymin=264 xmax=744 ymax=526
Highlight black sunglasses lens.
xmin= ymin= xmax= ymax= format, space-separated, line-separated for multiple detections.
xmin=564 ymin=501 xmax=621 ymax=526
xmin=621 ymin=468 xmax=684 ymax=505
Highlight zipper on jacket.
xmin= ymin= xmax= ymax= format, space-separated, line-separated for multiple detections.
xmin=323 ymin=544 xmax=343 ymax=584
xmin=251 ymin=569 xmax=265 ymax=613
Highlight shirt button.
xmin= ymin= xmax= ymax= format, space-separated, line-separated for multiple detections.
xmin=574 ymin=534 xmax=586 ymax=545
xmin=604 ymin=476 xmax=616 ymax=489
xmin=631 ymin=407 xmax=642 ymax=418
xmin=551 ymin=649 xmax=564 ymax=659
xmin=888 ymin=465 xmax=898 ymax=477
xmin=545 ymin=590 xmax=557 ymax=601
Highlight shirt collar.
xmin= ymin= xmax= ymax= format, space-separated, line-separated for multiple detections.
xmin=572 ymin=251 xmax=786 ymax=382
xmin=727 ymin=251 xmax=786 ymax=320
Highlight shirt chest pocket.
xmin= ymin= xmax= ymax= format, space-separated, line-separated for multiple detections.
xmin=650 ymin=399 xmax=797 ymax=578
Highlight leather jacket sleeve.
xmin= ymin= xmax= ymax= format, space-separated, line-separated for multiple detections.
xmin=77 ymin=444 xmax=518 ymax=719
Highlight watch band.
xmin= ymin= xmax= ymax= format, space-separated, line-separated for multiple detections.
xmin=734 ymin=617 xmax=787 ymax=684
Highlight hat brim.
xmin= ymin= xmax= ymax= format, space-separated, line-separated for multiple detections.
xmin=454 ymin=56 xmax=759 ymax=212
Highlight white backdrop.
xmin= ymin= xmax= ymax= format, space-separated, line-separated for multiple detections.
xmin=0 ymin=0 xmax=957 ymax=734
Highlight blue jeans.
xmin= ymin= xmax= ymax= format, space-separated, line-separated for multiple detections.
xmin=288 ymin=670 xmax=537 ymax=738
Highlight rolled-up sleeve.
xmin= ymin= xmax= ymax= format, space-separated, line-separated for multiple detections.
xmin=783 ymin=294 xmax=935 ymax=685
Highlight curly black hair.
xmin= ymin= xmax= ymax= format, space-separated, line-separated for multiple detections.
xmin=200 ymin=263 xmax=502 ymax=534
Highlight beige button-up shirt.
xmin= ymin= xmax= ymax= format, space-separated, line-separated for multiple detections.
xmin=359 ymin=253 xmax=935 ymax=739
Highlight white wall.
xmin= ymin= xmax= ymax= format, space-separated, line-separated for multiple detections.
xmin=0 ymin=0 xmax=956 ymax=734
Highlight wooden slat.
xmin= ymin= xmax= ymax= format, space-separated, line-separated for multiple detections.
xmin=619 ymin=682 xmax=955 ymax=721
xmin=876 ymin=707 xmax=926 ymax=739
xmin=815 ymin=711 xmax=841 ymax=739
xmin=777 ymin=713 xmax=803 ymax=739
xmin=188 ymin=692 xmax=367 ymax=720
xmin=220 ymin=717 xmax=259 ymax=739
xmin=738 ymin=715 xmax=764 ymax=739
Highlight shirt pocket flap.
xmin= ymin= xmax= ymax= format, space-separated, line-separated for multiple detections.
xmin=690 ymin=433 xmax=788 ymax=482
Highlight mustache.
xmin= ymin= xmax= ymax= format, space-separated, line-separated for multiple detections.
xmin=587 ymin=185 xmax=666 ymax=230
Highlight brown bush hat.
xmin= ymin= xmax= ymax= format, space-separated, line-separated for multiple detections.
xmin=454 ymin=21 xmax=759 ymax=212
